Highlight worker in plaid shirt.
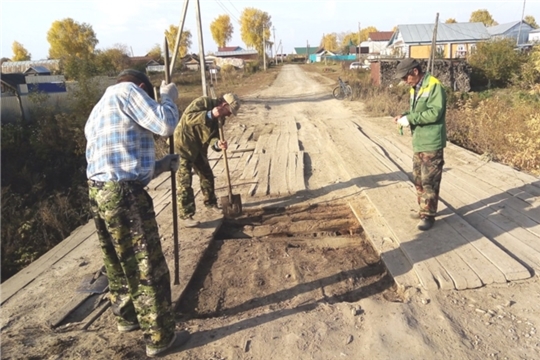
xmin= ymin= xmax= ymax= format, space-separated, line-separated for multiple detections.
xmin=85 ymin=69 xmax=189 ymax=357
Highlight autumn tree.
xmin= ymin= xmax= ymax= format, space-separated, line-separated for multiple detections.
xmin=320 ymin=33 xmax=338 ymax=52
xmin=445 ymin=18 xmax=457 ymax=24
xmin=164 ymin=25 xmax=192 ymax=59
xmin=359 ymin=26 xmax=378 ymax=43
xmin=147 ymin=44 xmax=162 ymax=61
xmin=47 ymin=18 xmax=98 ymax=59
xmin=525 ymin=15 xmax=539 ymax=29
xmin=12 ymin=41 xmax=31 ymax=61
xmin=210 ymin=14 xmax=233 ymax=48
xmin=94 ymin=44 xmax=131 ymax=76
xmin=339 ymin=32 xmax=359 ymax=54
xmin=469 ymin=9 xmax=498 ymax=26
xmin=239 ymin=7 xmax=272 ymax=55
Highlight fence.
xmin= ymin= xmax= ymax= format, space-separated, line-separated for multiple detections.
xmin=1 ymin=77 xmax=116 ymax=123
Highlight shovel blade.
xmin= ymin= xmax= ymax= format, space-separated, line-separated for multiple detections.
xmin=220 ymin=194 xmax=242 ymax=217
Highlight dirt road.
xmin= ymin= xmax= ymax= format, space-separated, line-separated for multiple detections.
xmin=2 ymin=65 xmax=539 ymax=360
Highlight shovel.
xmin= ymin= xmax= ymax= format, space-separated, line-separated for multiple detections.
xmin=218 ymin=118 xmax=242 ymax=217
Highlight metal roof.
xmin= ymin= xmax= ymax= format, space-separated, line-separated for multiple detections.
xmin=396 ymin=22 xmax=490 ymax=43
xmin=294 ymin=47 xmax=322 ymax=55
xmin=487 ymin=21 xmax=531 ymax=35
xmin=0 ymin=73 xmax=26 ymax=87
xmin=1 ymin=59 xmax=59 ymax=68
xmin=24 ymin=66 xmax=51 ymax=74
xmin=214 ymin=49 xmax=258 ymax=57
xmin=487 ymin=21 xmax=520 ymax=35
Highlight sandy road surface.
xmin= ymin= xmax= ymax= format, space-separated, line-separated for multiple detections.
xmin=2 ymin=65 xmax=540 ymax=360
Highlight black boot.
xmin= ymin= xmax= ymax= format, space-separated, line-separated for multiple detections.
xmin=417 ymin=216 xmax=435 ymax=231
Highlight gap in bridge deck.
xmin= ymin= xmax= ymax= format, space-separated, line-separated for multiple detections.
xmin=178 ymin=202 xmax=401 ymax=320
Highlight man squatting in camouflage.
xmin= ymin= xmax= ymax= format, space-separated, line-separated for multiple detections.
xmin=85 ymin=69 xmax=189 ymax=357
xmin=393 ymin=59 xmax=447 ymax=231
xmin=173 ymin=93 xmax=240 ymax=228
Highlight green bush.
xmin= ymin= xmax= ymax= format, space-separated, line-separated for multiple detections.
xmin=244 ymin=61 xmax=260 ymax=74
xmin=467 ymin=38 xmax=526 ymax=88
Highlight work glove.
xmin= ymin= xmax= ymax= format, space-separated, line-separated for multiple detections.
xmin=153 ymin=154 xmax=180 ymax=178
xmin=160 ymin=80 xmax=178 ymax=101
xmin=397 ymin=116 xmax=410 ymax=127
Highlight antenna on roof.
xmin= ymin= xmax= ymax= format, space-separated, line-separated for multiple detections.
xmin=517 ymin=0 xmax=526 ymax=46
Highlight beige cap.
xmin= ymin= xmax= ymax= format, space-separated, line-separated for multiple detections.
xmin=223 ymin=93 xmax=240 ymax=115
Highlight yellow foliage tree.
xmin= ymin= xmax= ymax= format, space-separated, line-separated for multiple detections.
xmin=359 ymin=26 xmax=378 ymax=43
xmin=210 ymin=14 xmax=233 ymax=48
xmin=12 ymin=41 xmax=31 ymax=61
xmin=47 ymin=18 xmax=98 ymax=59
xmin=239 ymin=7 xmax=272 ymax=55
xmin=320 ymin=33 xmax=338 ymax=52
xmin=525 ymin=15 xmax=539 ymax=29
xmin=165 ymin=25 xmax=192 ymax=58
xmin=340 ymin=32 xmax=359 ymax=53
xmin=469 ymin=9 xmax=498 ymax=26
xmin=445 ymin=18 xmax=457 ymax=24
xmin=94 ymin=44 xmax=130 ymax=76
xmin=147 ymin=44 xmax=162 ymax=61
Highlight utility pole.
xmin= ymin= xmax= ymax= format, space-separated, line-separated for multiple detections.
xmin=517 ymin=0 xmax=526 ymax=46
xmin=263 ymin=24 xmax=267 ymax=71
xmin=194 ymin=0 xmax=207 ymax=95
xmin=272 ymin=26 xmax=276 ymax=64
xmin=306 ymin=40 xmax=310 ymax=63
xmin=428 ymin=13 xmax=439 ymax=75
xmin=358 ymin=22 xmax=361 ymax=54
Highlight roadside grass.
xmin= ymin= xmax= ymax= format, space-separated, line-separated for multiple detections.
xmin=0 ymin=65 xmax=280 ymax=282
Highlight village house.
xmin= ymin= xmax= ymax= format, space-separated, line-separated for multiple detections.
xmin=487 ymin=20 xmax=535 ymax=45
xmin=384 ymin=22 xmax=490 ymax=59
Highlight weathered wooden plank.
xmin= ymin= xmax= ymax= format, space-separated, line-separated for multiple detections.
xmin=269 ymin=133 xmax=291 ymax=195
xmin=0 ymin=222 xmax=97 ymax=304
xmin=443 ymin=179 xmax=540 ymax=273
xmin=288 ymin=152 xmax=306 ymax=194
xmin=254 ymin=154 xmax=271 ymax=197
xmin=448 ymin=169 xmax=540 ymax=222
xmin=363 ymin=186 xmax=455 ymax=290
xmin=348 ymin=197 xmax=420 ymax=290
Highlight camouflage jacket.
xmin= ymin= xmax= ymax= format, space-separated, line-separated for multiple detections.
xmin=173 ymin=96 xmax=222 ymax=161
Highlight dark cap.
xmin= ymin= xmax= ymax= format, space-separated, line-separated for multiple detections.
xmin=117 ymin=69 xmax=155 ymax=99
xmin=395 ymin=58 xmax=420 ymax=79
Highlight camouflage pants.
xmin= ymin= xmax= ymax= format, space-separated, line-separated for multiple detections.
xmin=88 ymin=181 xmax=175 ymax=349
xmin=412 ymin=149 xmax=444 ymax=217
xmin=176 ymin=153 xmax=217 ymax=219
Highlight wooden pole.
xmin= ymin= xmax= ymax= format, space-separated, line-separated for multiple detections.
xmin=163 ymin=38 xmax=180 ymax=286
xmin=170 ymin=0 xmax=190 ymax=75
xmin=263 ymin=24 xmax=267 ymax=71
xmin=194 ymin=0 xmax=207 ymax=96
xmin=428 ymin=13 xmax=439 ymax=74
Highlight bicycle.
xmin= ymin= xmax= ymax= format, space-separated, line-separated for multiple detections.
xmin=333 ymin=77 xmax=352 ymax=100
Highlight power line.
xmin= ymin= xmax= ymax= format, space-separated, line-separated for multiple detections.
xmin=214 ymin=0 xmax=239 ymax=23
xmin=227 ymin=0 xmax=240 ymax=15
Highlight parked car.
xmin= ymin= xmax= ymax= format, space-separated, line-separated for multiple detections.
xmin=349 ymin=62 xmax=370 ymax=70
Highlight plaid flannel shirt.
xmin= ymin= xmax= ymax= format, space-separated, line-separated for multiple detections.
xmin=85 ymin=82 xmax=179 ymax=186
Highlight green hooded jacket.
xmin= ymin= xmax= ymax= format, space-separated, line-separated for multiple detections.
xmin=173 ymin=96 xmax=222 ymax=161
xmin=402 ymin=72 xmax=447 ymax=153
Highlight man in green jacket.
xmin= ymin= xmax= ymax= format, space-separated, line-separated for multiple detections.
xmin=174 ymin=93 xmax=240 ymax=227
xmin=393 ymin=59 xmax=447 ymax=231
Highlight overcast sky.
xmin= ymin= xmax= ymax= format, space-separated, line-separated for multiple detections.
xmin=1 ymin=0 xmax=538 ymax=60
